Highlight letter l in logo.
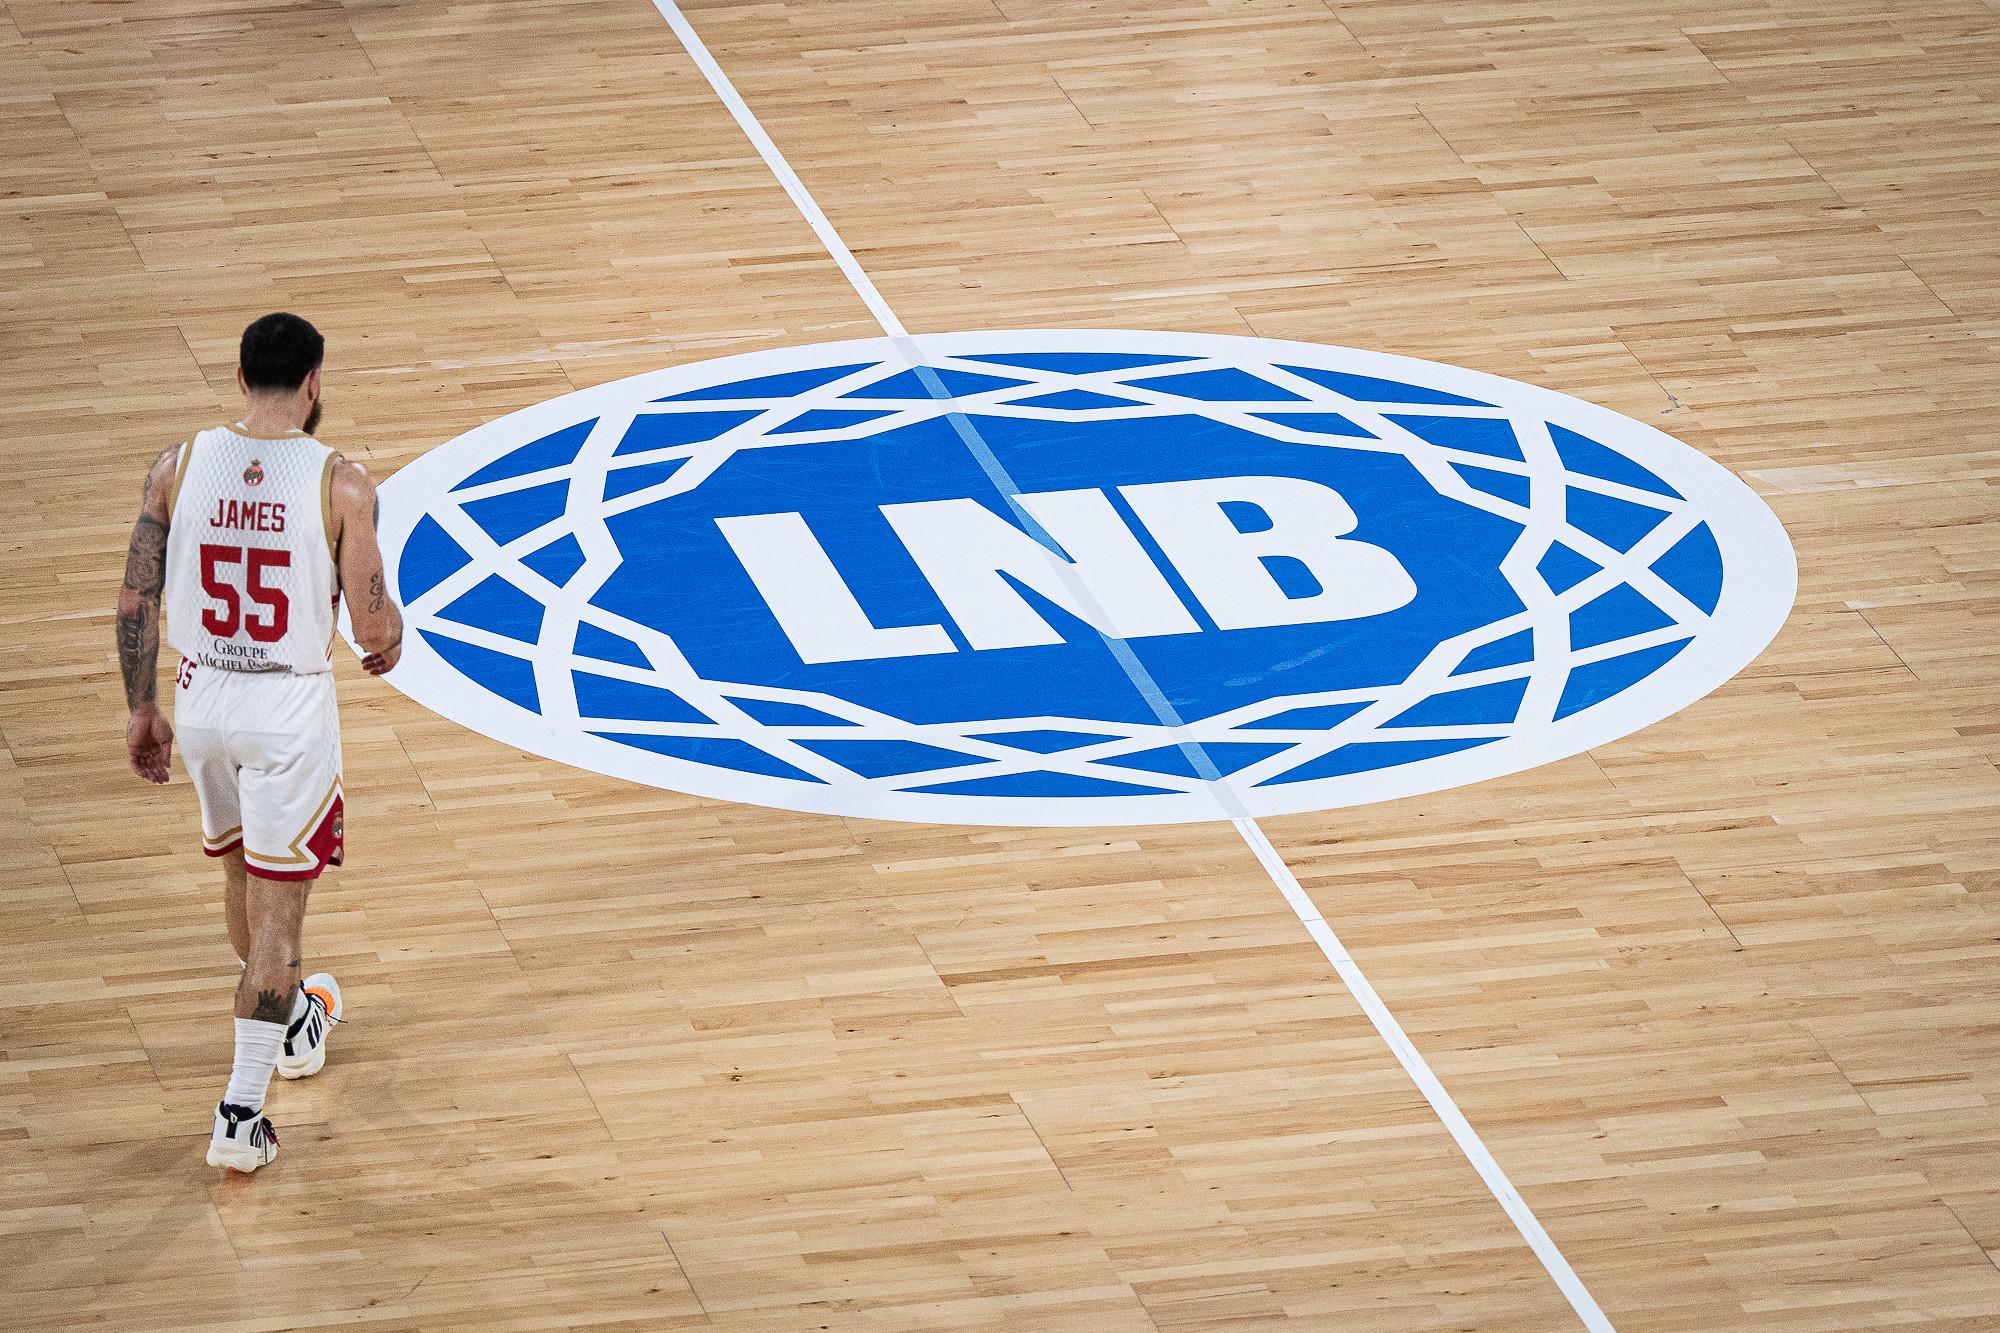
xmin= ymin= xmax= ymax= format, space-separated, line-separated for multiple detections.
xmin=715 ymin=511 xmax=954 ymax=665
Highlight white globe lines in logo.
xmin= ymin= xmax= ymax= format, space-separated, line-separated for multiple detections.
xmin=369 ymin=330 xmax=1796 ymax=827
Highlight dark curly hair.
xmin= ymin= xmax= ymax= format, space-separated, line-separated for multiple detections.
xmin=239 ymin=312 xmax=324 ymax=391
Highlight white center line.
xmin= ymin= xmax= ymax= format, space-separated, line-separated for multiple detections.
xmin=647 ymin=3 xmax=1613 ymax=1327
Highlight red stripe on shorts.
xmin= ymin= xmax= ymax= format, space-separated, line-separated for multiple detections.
xmin=246 ymin=795 xmax=344 ymax=882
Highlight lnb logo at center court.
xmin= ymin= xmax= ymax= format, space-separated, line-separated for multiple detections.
xmin=371 ymin=331 xmax=1795 ymax=826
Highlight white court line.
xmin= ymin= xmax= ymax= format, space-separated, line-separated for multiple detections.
xmin=648 ymin=3 xmax=1614 ymax=1327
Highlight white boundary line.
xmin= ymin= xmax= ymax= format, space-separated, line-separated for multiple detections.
xmin=648 ymin=3 xmax=1614 ymax=1326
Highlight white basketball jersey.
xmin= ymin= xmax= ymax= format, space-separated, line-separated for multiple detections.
xmin=165 ymin=424 xmax=340 ymax=675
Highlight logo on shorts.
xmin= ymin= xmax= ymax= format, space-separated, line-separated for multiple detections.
xmin=371 ymin=331 xmax=1795 ymax=826
xmin=243 ymin=459 xmax=265 ymax=487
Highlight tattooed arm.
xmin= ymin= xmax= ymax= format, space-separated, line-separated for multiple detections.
xmin=119 ymin=447 xmax=180 ymax=783
xmin=330 ymin=457 xmax=404 ymax=675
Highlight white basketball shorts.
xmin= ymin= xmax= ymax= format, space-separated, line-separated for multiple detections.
xmin=175 ymin=658 xmax=344 ymax=881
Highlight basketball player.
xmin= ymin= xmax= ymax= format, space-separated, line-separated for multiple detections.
xmin=115 ymin=312 xmax=404 ymax=1172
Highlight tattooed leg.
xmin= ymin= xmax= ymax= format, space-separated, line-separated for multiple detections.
xmin=236 ymin=877 xmax=310 ymax=1022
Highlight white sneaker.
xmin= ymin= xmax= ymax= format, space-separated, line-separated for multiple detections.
xmin=207 ymin=1102 xmax=279 ymax=1172
xmin=276 ymin=973 xmax=342 ymax=1080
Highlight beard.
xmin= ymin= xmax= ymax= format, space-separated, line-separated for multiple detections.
xmin=304 ymin=391 xmax=324 ymax=436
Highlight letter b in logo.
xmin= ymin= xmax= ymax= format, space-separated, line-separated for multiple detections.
xmin=718 ymin=475 xmax=1415 ymax=664
xmin=1120 ymin=476 xmax=1415 ymax=631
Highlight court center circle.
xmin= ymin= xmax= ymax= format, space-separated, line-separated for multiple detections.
xmin=371 ymin=330 xmax=1795 ymax=826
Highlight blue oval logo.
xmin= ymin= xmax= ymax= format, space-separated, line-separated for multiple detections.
xmin=373 ymin=331 xmax=1795 ymax=825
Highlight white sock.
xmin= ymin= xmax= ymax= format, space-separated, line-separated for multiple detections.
xmin=223 ymin=1018 xmax=284 ymax=1114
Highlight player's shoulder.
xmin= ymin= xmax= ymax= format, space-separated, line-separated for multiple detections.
xmin=326 ymin=453 xmax=379 ymax=523
xmin=329 ymin=453 xmax=376 ymax=492
xmin=141 ymin=441 xmax=183 ymax=512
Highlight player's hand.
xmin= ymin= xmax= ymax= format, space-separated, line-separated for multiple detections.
xmin=126 ymin=707 xmax=174 ymax=784
xmin=362 ymin=638 xmax=402 ymax=676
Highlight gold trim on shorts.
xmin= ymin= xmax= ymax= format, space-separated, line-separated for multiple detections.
xmin=203 ymin=824 xmax=244 ymax=851
xmin=244 ymin=779 xmax=341 ymax=868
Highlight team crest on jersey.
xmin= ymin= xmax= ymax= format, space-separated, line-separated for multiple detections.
xmin=243 ymin=459 xmax=265 ymax=487
xmin=369 ymin=331 xmax=1795 ymax=826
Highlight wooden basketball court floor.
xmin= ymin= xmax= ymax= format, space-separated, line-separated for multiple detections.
xmin=5 ymin=0 xmax=2000 ymax=1328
